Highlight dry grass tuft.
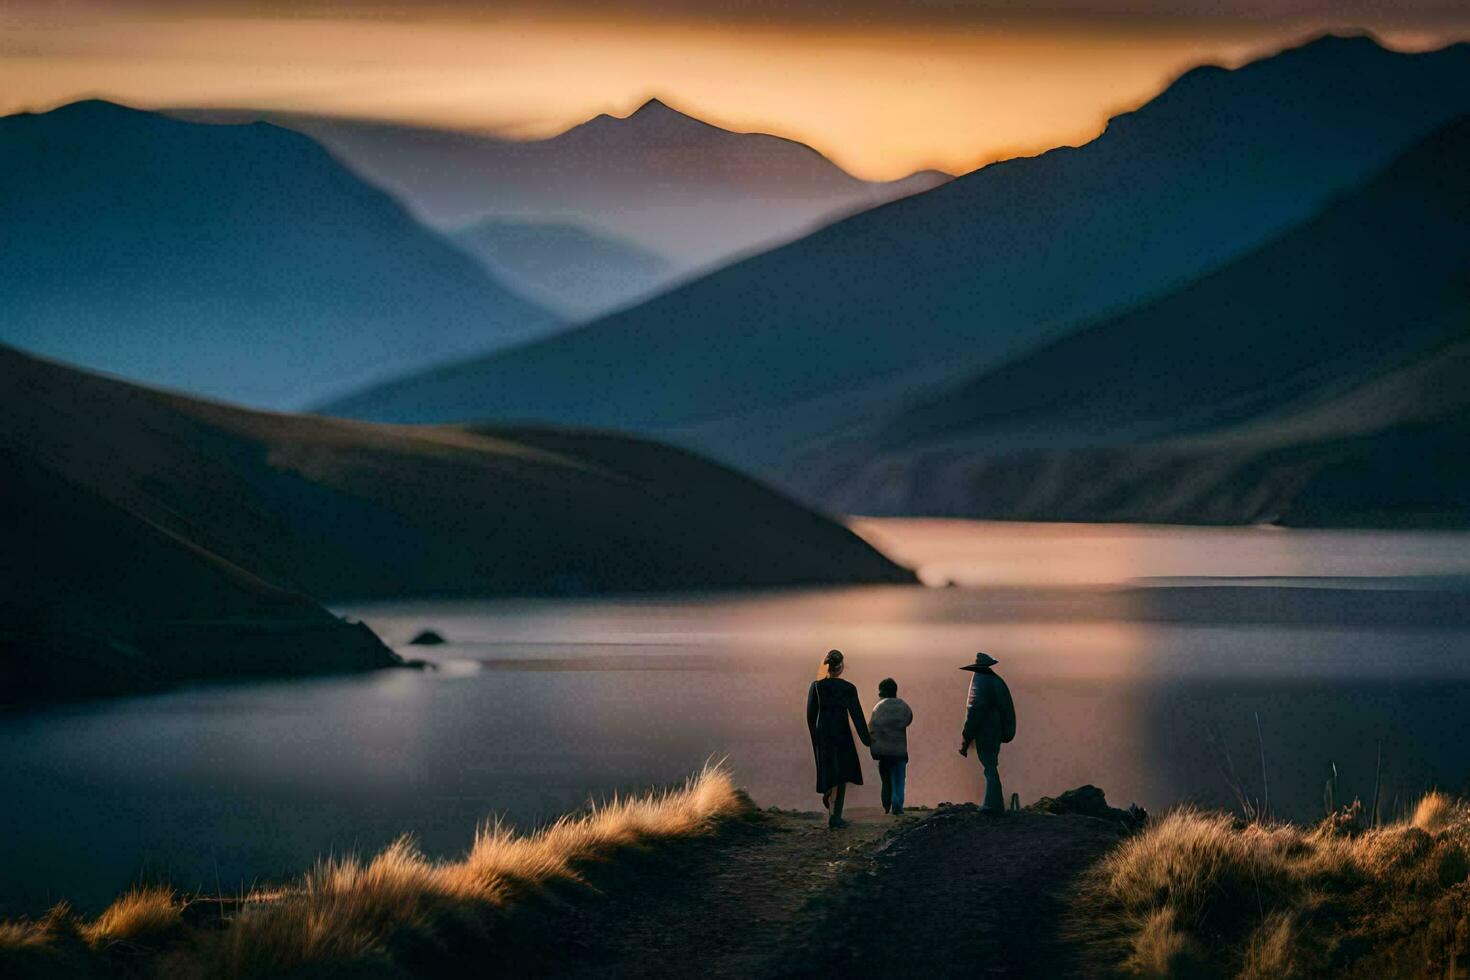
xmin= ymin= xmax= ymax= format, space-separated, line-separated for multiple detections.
xmin=1121 ymin=908 xmax=1201 ymax=979
xmin=1077 ymin=792 xmax=1470 ymax=978
xmin=1 ymin=765 xmax=748 ymax=978
xmin=0 ymin=905 xmax=71 ymax=954
xmin=1238 ymin=910 xmax=1298 ymax=980
xmin=1412 ymin=790 xmax=1460 ymax=833
xmin=80 ymin=886 xmax=182 ymax=947
xmin=2 ymin=888 xmax=184 ymax=977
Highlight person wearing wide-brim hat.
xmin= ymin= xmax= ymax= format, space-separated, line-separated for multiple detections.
xmin=958 ymin=652 xmax=1016 ymax=814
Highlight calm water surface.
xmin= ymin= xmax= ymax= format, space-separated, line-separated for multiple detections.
xmin=4 ymin=521 xmax=1470 ymax=915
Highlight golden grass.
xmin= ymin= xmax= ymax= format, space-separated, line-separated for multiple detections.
xmin=79 ymin=886 xmax=182 ymax=947
xmin=1413 ymin=791 xmax=1459 ymax=833
xmin=0 ymin=903 xmax=74 ymax=953
xmin=1077 ymin=790 xmax=1470 ymax=978
xmin=1 ymin=765 xmax=748 ymax=978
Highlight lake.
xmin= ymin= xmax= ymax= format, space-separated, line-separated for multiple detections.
xmin=4 ymin=520 xmax=1470 ymax=916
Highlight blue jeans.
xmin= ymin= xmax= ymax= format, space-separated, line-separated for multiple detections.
xmin=977 ymin=742 xmax=1003 ymax=812
xmin=878 ymin=757 xmax=907 ymax=813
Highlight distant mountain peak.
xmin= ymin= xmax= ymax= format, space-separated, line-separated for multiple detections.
xmin=563 ymin=95 xmax=723 ymax=144
xmin=1305 ymin=30 xmax=1397 ymax=47
xmin=630 ymin=97 xmax=677 ymax=117
xmin=26 ymin=98 xmax=137 ymax=121
xmin=620 ymin=96 xmax=711 ymax=132
xmin=1243 ymin=30 xmax=1405 ymax=65
xmin=1103 ymin=31 xmax=1469 ymax=140
xmin=30 ymin=98 xmax=290 ymax=143
xmin=1286 ymin=30 xmax=1467 ymax=63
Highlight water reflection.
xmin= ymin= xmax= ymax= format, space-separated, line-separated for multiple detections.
xmin=2 ymin=521 xmax=1469 ymax=917
xmin=851 ymin=518 xmax=1470 ymax=587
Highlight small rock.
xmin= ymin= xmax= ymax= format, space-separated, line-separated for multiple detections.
xmin=408 ymin=629 xmax=447 ymax=646
xmin=1030 ymin=785 xmax=1148 ymax=829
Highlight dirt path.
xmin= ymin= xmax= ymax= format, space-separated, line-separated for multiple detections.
xmin=772 ymin=805 xmax=1128 ymax=978
xmin=553 ymin=803 xmax=1126 ymax=979
xmin=557 ymin=807 xmax=897 ymax=978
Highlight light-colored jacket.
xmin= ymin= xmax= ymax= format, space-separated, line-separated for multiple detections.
xmin=868 ymin=697 xmax=913 ymax=759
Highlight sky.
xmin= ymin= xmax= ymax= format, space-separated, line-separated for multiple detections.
xmin=4 ymin=2 xmax=1468 ymax=179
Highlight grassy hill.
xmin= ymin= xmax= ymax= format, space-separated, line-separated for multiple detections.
xmin=1 ymin=346 xmax=911 ymax=607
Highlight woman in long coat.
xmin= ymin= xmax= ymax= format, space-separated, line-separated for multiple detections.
xmin=807 ymin=649 xmax=871 ymax=829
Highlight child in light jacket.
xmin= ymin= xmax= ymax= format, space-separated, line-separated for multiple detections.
xmin=868 ymin=677 xmax=914 ymax=815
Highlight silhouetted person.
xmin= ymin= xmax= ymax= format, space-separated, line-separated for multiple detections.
xmin=958 ymin=652 xmax=1016 ymax=814
xmin=869 ymin=677 xmax=913 ymax=816
xmin=807 ymin=649 xmax=871 ymax=829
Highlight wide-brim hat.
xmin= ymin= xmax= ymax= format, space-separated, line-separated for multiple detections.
xmin=960 ymin=652 xmax=999 ymax=671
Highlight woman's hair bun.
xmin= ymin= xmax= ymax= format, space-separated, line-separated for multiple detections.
xmin=823 ymin=649 xmax=844 ymax=665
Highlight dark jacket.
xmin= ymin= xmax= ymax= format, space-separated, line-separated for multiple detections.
xmin=807 ymin=677 xmax=871 ymax=792
xmin=962 ymin=669 xmax=1016 ymax=747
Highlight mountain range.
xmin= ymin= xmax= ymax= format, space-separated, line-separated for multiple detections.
xmin=0 ymin=100 xmax=560 ymax=409
xmin=320 ymin=34 xmax=1470 ymax=530
xmin=193 ymin=99 xmax=951 ymax=271
xmin=781 ymin=115 xmax=1470 ymax=526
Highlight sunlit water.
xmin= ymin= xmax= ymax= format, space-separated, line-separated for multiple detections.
xmin=4 ymin=521 xmax=1470 ymax=915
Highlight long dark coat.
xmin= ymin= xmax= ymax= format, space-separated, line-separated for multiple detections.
xmin=807 ymin=677 xmax=871 ymax=792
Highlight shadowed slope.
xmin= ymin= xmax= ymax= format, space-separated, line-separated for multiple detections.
xmin=1 ymin=452 xmax=397 ymax=705
xmin=451 ymin=218 xmax=677 ymax=319
xmin=785 ymin=116 xmax=1470 ymax=526
xmin=867 ymin=118 xmax=1470 ymax=451
xmin=0 ymin=346 xmax=911 ymax=612
xmin=0 ymin=101 xmax=559 ymax=409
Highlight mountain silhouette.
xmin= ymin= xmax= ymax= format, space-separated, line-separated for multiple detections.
xmin=188 ymin=98 xmax=951 ymax=269
xmin=0 ymin=100 xmax=560 ymax=408
xmin=452 ymin=218 xmax=677 ymax=319
xmin=780 ymin=115 xmax=1470 ymax=526
xmin=320 ymin=35 xmax=1470 ymax=483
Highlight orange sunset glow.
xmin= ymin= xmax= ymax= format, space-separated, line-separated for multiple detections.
xmin=4 ymin=5 xmax=1468 ymax=178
